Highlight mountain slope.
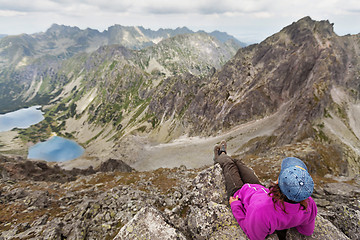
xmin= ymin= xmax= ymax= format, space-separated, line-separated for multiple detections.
xmin=163 ymin=17 xmax=340 ymax=135
xmin=143 ymin=17 xmax=360 ymax=176
xmin=135 ymin=32 xmax=238 ymax=76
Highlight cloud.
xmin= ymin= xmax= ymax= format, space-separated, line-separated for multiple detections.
xmin=0 ymin=0 xmax=271 ymax=15
xmin=0 ymin=0 xmax=359 ymax=17
xmin=0 ymin=0 xmax=359 ymax=42
xmin=0 ymin=0 xmax=356 ymax=19
xmin=335 ymin=0 xmax=360 ymax=13
xmin=77 ymin=0 xmax=133 ymax=13
xmin=0 ymin=0 xmax=60 ymax=12
xmin=0 ymin=10 xmax=26 ymax=17
xmin=136 ymin=0 xmax=270 ymax=15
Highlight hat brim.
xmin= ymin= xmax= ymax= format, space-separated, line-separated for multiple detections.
xmin=281 ymin=157 xmax=308 ymax=174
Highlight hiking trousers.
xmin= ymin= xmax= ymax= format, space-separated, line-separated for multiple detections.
xmin=215 ymin=154 xmax=261 ymax=199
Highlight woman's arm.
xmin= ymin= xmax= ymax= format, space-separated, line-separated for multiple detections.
xmin=230 ymin=196 xmax=246 ymax=222
xmin=296 ymin=198 xmax=318 ymax=236
xmin=230 ymin=197 xmax=270 ymax=240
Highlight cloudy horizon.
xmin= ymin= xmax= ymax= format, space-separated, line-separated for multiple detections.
xmin=0 ymin=0 xmax=359 ymax=43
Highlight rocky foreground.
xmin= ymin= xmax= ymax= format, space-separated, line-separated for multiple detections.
xmin=0 ymin=155 xmax=359 ymax=240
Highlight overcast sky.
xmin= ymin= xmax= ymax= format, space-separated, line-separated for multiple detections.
xmin=0 ymin=0 xmax=359 ymax=43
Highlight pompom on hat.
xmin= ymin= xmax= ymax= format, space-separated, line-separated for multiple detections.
xmin=278 ymin=157 xmax=314 ymax=202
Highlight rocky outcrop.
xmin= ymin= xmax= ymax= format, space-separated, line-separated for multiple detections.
xmin=97 ymin=158 xmax=134 ymax=173
xmin=317 ymin=182 xmax=360 ymax=239
xmin=1 ymin=161 xmax=358 ymax=239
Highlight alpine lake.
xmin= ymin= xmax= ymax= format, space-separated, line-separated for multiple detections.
xmin=0 ymin=106 xmax=84 ymax=162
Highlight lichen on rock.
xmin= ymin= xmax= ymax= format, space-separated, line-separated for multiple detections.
xmin=114 ymin=207 xmax=187 ymax=240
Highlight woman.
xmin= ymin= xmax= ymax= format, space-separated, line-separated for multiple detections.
xmin=214 ymin=141 xmax=317 ymax=240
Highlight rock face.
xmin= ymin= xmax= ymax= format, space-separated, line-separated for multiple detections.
xmin=1 ymin=157 xmax=358 ymax=239
xmin=177 ymin=17 xmax=348 ymax=137
xmin=318 ymin=182 xmax=360 ymax=239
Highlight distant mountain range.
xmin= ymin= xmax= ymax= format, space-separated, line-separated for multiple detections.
xmin=0 ymin=25 xmax=246 ymax=46
xmin=0 ymin=24 xmax=245 ymax=68
xmin=0 ymin=24 xmax=242 ymax=113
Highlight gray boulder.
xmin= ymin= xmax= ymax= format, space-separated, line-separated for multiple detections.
xmin=323 ymin=182 xmax=360 ymax=197
xmin=114 ymin=207 xmax=186 ymax=240
xmin=286 ymin=216 xmax=349 ymax=240
xmin=187 ymin=201 xmax=246 ymax=240
xmin=191 ymin=164 xmax=228 ymax=206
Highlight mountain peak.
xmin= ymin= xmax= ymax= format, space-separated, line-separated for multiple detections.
xmin=46 ymin=23 xmax=81 ymax=36
xmin=283 ymin=16 xmax=335 ymax=38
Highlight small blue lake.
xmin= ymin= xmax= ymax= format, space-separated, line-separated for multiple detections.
xmin=0 ymin=106 xmax=44 ymax=132
xmin=28 ymin=136 xmax=85 ymax=162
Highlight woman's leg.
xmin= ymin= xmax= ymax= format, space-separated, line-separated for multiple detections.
xmin=232 ymin=159 xmax=261 ymax=185
xmin=215 ymin=153 xmax=244 ymax=198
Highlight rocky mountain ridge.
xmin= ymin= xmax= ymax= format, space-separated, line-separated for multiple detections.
xmin=0 ymin=24 xmax=244 ymax=68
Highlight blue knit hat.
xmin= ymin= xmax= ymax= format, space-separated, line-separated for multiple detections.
xmin=278 ymin=157 xmax=314 ymax=202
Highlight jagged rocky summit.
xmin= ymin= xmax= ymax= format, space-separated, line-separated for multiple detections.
xmin=1 ymin=155 xmax=359 ymax=239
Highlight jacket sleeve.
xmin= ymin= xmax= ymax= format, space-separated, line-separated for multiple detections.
xmin=231 ymin=200 xmax=270 ymax=240
xmin=295 ymin=199 xmax=318 ymax=236
xmin=230 ymin=200 xmax=246 ymax=222
xmin=296 ymin=218 xmax=315 ymax=236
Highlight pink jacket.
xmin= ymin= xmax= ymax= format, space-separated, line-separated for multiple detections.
xmin=230 ymin=184 xmax=317 ymax=240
